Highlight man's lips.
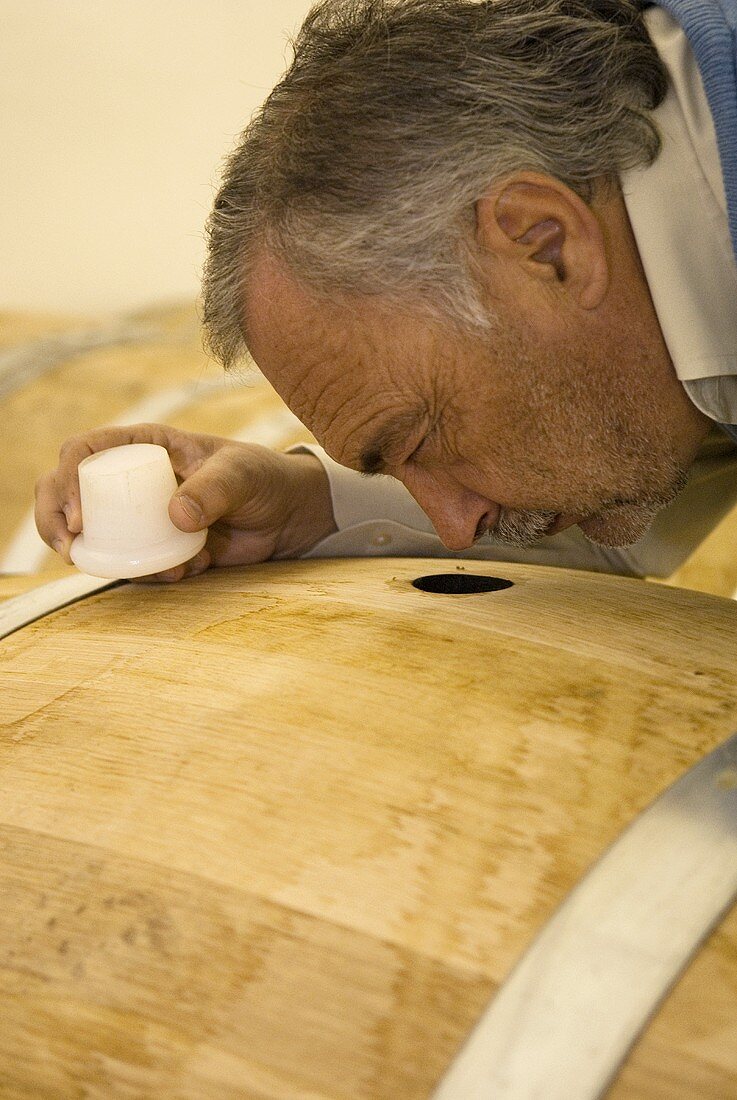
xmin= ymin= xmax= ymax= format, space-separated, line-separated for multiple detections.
xmin=545 ymin=513 xmax=588 ymax=536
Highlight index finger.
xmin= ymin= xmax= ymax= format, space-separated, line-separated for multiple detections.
xmin=54 ymin=424 xmax=210 ymax=531
xmin=34 ymin=470 xmax=74 ymax=562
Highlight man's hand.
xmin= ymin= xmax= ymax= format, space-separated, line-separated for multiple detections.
xmin=35 ymin=423 xmax=337 ymax=581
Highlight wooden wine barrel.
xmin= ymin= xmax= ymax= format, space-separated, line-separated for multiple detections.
xmin=1 ymin=558 xmax=736 ymax=1098
xmin=0 ymin=305 xmax=312 ymax=575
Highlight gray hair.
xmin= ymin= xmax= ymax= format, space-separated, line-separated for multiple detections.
xmin=202 ymin=0 xmax=667 ymax=368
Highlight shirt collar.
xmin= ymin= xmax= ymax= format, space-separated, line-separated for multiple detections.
xmin=620 ymin=7 xmax=737 ymax=417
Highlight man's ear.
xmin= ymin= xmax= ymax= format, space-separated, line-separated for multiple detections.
xmin=475 ymin=172 xmax=609 ymax=310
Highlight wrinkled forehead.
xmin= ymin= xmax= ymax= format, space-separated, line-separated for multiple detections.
xmin=243 ymin=249 xmax=318 ymax=386
xmin=241 ymin=247 xmax=434 ymax=436
xmin=243 ymin=248 xmax=364 ymax=407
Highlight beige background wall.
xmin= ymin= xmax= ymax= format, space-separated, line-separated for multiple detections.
xmin=0 ymin=0 xmax=314 ymax=315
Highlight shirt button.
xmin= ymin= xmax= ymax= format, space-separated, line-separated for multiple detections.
xmin=371 ymin=531 xmax=392 ymax=547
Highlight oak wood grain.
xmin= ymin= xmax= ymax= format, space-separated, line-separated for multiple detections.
xmin=1 ymin=559 xmax=736 ymax=1098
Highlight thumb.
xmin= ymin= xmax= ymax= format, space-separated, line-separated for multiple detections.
xmin=169 ymin=489 xmax=207 ymax=532
xmin=167 ymin=444 xmax=276 ymax=531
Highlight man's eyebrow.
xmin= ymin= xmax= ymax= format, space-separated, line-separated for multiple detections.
xmin=358 ymin=412 xmax=424 ymax=476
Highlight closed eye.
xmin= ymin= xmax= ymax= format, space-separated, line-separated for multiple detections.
xmin=405 ymin=438 xmax=427 ymax=464
xmin=361 ymin=436 xmax=427 ymax=477
xmin=357 ymin=410 xmax=427 ymax=476
xmin=405 ymin=422 xmax=442 ymax=466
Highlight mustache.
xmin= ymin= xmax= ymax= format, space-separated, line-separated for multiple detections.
xmin=478 ymin=508 xmax=559 ymax=548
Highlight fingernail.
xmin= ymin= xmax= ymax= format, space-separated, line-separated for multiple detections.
xmin=187 ymin=550 xmax=210 ymax=575
xmin=176 ymin=494 xmax=203 ymax=524
xmin=157 ymin=570 xmax=183 ymax=583
xmin=52 ymin=539 xmax=65 ymax=556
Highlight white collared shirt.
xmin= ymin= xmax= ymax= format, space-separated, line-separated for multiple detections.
xmin=621 ymin=6 xmax=737 ymax=423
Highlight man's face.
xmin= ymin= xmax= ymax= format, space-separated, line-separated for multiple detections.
xmin=243 ymin=246 xmax=706 ymax=551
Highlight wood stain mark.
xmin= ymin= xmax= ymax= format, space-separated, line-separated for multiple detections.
xmin=715 ymin=768 xmax=737 ymax=791
xmin=191 ymin=595 xmax=283 ymax=639
xmin=3 ymin=658 xmax=121 ymax=740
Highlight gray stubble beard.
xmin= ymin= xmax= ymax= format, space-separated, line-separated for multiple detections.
xmin=484 ymin=466 xmax=689 ymax=551
xmin=484 ymin=507 xmax=559 ymax=548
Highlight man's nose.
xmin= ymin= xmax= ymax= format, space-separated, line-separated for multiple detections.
xmin=402 ymin=466 xmax=500 ymax=551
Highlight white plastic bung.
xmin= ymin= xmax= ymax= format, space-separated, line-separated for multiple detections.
xmin=70 ymin=444 xmax=207 ymax=579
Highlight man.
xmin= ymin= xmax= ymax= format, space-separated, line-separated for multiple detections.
xmin=36 ymin=0 xmax=737 ymax=583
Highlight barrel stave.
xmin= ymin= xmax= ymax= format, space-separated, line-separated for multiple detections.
xmin=0 ymin=560 xmax=736 ymax=1097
